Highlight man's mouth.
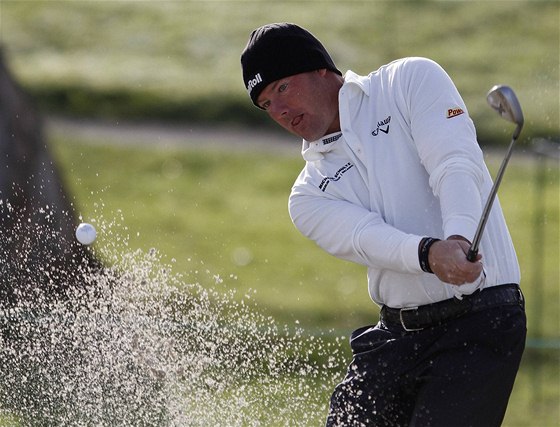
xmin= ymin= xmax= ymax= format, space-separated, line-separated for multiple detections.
xmin=291 ymin=114 xmax=303 ymax=127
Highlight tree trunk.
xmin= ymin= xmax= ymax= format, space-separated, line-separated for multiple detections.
xmin=0 ymin=48 xmax=99 ymax=310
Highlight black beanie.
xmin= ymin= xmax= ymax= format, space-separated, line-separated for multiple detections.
xmin=241 ymin=23 xmax=341 ymax=108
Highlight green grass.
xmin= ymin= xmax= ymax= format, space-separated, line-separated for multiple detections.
xmin=4 ymin=132 xmax=558 ymax=427
xmin=0 ymin=0 xmax=558 ymax=143
xmin=1 ymin=355 xmax=558 ymax=426
xmin=49 ymin=135 xmax=559 ymax=337
xmin=0 ymin=414 xmax=19 ymax=427
xmin=1 ymin=1 xmax=559 ymax=424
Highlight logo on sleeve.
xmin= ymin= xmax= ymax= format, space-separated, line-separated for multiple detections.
xmin=446 ymin=107 xmax=465 ymax=119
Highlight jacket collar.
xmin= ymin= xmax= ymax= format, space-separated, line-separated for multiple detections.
xmin=301 ymin=132 xmax=343 ymax=161
xmin=300 ymin=71 xmax=368 ymax=162
xmin=342 ymin=70 xmax=371 ymax=94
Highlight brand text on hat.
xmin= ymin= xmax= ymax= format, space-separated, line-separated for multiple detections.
xmin=246 ymin=73 xmax=263 ymax=94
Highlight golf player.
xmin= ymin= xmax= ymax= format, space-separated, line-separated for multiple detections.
xmin=241 ymin=23 xmax=526 ymax=426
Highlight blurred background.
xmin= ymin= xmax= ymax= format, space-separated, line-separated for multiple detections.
xmin=1 ymin=1 xmax=558 ymax=426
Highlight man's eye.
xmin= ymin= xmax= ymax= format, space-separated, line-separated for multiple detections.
xmin=262 ymin=101 xmax=271 ymax=110
xmin=279 ymin=83 xmax=288 ymax=92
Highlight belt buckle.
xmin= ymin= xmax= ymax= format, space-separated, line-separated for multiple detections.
xmin=399 ymin=307 xmax=423 ymax=332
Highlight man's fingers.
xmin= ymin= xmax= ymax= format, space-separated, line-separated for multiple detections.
xmin=429 ymin=239 xmax=483 ymax=285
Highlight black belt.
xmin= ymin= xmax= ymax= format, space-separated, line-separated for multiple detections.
xmin=380 ymin=284 xmax=523 ymax=332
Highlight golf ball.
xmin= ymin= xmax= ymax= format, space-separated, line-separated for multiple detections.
xmin=76 ymin=222 xmax=97 ymax=245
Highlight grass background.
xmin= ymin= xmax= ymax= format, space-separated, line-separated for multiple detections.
xmin=0 ymin=0 xmax=558 ymax=143
xmin=47 ymin=136 xmax=559 ymax=338
xmin=48 ymin=135 xmax=559 ymax=427
xmin=0 ymin=0 xmax=559 ymax=425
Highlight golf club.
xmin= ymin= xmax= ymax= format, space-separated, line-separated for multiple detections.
xmin=466 ymin=85 xmax=524 ymax=262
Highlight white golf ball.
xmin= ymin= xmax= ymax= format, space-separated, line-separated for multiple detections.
xmin=76 ymin=222 xmax=97 ymax=245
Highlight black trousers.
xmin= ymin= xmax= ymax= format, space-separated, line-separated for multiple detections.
xmin=326 ymin=292 xmax=526 ymax=426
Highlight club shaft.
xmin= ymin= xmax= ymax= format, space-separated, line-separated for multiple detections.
xmin=467 ymin=129 xmax=520 ymax=262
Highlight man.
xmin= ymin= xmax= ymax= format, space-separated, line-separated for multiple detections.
xmin=240 ymin=23 xmax=526 ymax=426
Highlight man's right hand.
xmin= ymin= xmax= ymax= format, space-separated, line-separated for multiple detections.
xmin=429 ymin=236 xmax=483 ymax=285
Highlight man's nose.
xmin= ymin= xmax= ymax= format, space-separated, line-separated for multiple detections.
xmin=268 ymin=101 xmax=288 ymax=121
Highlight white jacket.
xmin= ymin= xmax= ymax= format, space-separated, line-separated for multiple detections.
xmin=288 ymin=57 xmax=520 ymax=308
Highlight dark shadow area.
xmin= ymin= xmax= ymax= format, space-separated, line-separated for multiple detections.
xmin=0 ymin=48 xmax=100 ymax=310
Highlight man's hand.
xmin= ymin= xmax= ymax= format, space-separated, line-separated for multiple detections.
xmin=429 ymin=235 xmax=483 ymax=285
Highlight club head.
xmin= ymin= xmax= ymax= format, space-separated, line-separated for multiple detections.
xmin=487 ymin=85 xmax=524 ymax=139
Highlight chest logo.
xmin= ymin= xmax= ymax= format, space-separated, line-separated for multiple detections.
xmin=372 ymin=115 xmax=391 ymax=136
xmin=319 ymin=163 xmax=354 ymax=192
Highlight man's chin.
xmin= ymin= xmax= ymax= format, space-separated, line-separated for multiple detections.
xmin=293 ymin=129 xmax=326 ymax=142
xmin=286 ymin=128 xmax=307 ymax=140
xmin=282 ymin=122 xmax=326 ymax=142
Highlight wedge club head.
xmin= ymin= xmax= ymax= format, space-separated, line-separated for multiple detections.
xmin=487 ymin=85 xmax=524 ymax=140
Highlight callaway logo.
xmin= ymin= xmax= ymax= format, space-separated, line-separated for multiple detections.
xmin=319 ymin=163 xmax=354 ymax=192
xmin=372 ymin=115 xmax=391 ymax=136
xmin=246 ymin=73 xmax=262 ymax=95
xmin=447 ymin=107 xmax=465 ymax=119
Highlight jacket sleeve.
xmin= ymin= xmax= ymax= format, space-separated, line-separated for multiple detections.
xmin=288 ymin=58 xmax=485 ymax=274
xmin=404 ymin=57 xmax=486 ymax=241
xmin=289 ymin=177 xmax=423 ymax=273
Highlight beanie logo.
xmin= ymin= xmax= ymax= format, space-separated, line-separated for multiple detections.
xmin=246 ymin=73 xmax=263 ymax=94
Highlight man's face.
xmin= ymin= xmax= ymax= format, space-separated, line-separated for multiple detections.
xmin=256 ymin=69 xmax=340 ymax=141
